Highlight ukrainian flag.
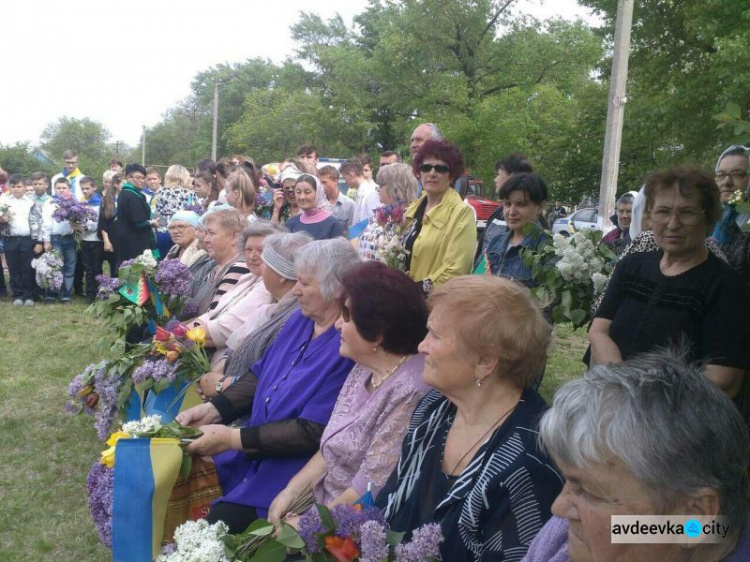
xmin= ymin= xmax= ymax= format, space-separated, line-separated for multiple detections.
xmin=112 ymin=438 xmax=182 ymax=561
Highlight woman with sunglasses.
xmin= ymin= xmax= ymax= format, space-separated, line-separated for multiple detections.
xmin=589 ymin=166 xmax=750 ymax=403
xmin=402 ymin=140 xmax=477 ymax=292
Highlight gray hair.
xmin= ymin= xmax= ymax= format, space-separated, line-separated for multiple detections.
xmin=238 ymin=221 xmax=286 ymax=250
xmin=425 ymin=123 xmax=444 ymax=141
xmin=617 ymin=193 xmax=635 ymax=207
xmin=540 ymin=349 xmax=749 ymax=530
xmin=294 ymin=239 xmax=361 ymax=300
xmin=376 ymin=162 xmax=418 ymax=205
xmin=262 ymin=231 xmax=314 ymax=280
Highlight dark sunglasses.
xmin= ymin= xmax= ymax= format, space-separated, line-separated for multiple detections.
xmin=341 ymin=304 xmax=351 ymax=323
xmin=419 ymin=163 xmax=450 ymax=174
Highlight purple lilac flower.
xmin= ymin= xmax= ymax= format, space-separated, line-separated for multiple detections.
xmin=297 ymin=509 xmax=325 ymax=553
xmin=132 ymin=358 xmax=178 ymax=385
xmin=52 ymin=196 xmax=97 ymax=224
xmin=65 ymin=367 xmax=96 ymax=415
xmin=87 ymin=461 xmax=114 ymax=547
xmin=165 ymin=318 xmax=181 ymax=332
xmin=93 ymin=367 xmax=124 ymax=441
xmin=183 ymin=203 xmax=205 ymax=216
xmin=160 ymin=543 xmax=178 ymax=556
xmin=154 ymin=259 xmax=193 ymax=297
xmin=180 ymin=300 xmax=199 ymax=318
xmin=359 ymin=520 xmax=389 ymax=562
xmin=118 ymin=258 xmax=135 ymax=269
xmin=394 ymin=523 xmax=443 ymax=562
xmin=331 ymin=504 xmax=385 ymax=539
xmin=95 ymin=274 xmax=123 ymax=300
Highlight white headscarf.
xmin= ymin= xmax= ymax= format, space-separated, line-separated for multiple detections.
xmin=297 ymin=173 xmax=328 ymax=210
xmin=629 ymin=186 xmax=646 ymax=239
xmin=279 ymin=164 xmax=303 ymax=185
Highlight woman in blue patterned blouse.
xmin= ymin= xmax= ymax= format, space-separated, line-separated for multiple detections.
xmin=377 ymin=275 xmax=563 ymax=561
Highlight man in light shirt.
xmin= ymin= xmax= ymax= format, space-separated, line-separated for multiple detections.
xmin=342 ymin=159 xmax=381 ymax=226
xmin=319 ymin=166 xmax=354 ymax=232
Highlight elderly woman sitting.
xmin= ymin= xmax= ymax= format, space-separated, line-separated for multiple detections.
xmin=176 ymin=239 xmax=360 ymax=533
xmin=376 ymin=276 xmax=563 ymax=561
xmin=195 ymin=231 xmax=312 ymax=400
xmin=589 ymin=166 xmax=750 ymax=399
xmin=186 ymin=207 xmax=250 ymax=317
xmin=268 ymin=261 xmax=430 ymax=524
xmin=524 ymin=350 xmax=750 ymax=562
xmin=188 ymin=222 xmax=285 ymax=368
xmin=164 ymin=210 xmax=207 ymax=267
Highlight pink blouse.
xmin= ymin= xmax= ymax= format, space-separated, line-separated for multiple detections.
xmin=314 ymin=355 xmax=429 ymax=504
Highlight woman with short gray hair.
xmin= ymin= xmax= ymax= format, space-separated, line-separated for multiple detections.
xmin=176 ymin=238 xmax=360 ymax=533
xmin=524 ymin=349 xmax=750 ymax=562
xmin=188 ymin=220 xmax=286 ymax=368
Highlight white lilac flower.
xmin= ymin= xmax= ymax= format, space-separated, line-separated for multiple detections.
xmin=592 ymin=272 xmax=609 ymax=295
xmin=158 ymin=519 xmax=229 ymax=562
xmin=122 ymin=414 xmax=163 ymax=435
xmin=134 ymin=249 xmax=158 ymax=270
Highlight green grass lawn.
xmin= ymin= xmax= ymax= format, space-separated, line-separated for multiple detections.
xmin=0 ymin=297 xmax=588 ymax=560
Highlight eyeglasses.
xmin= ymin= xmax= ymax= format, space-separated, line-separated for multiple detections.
xmin=65 ymin=160 xmax=78 ymax=166
xmin=129 ymin=175 xmax=145 ymax=181
xmin=650 ymin=207 xmax=705 ymax=225
xmin=715 ymin=171 xmax=748 ymax=181
xmin=341 ymin=304 xmax=351 ymax=323
xmin=244 ymin=247 xmax=262 ymax=255
xmin=419 ymin=163 xmax=450 ymax=174
xmin=168 ymin=224 xmax=191 ymax=232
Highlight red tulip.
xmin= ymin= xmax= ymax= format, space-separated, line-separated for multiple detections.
xmin=171 ymin=323 xmax=188 ymax=338
xmin=154 ymin=326 xmax=171 ymax=342
xmin=325 ymin=536 xmax=360 ymax=562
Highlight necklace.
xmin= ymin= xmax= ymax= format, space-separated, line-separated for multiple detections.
xmin=371 ymin=355 xmax=409 ymax=390
xmin=444 ymin=401 xmax=518 ymax=477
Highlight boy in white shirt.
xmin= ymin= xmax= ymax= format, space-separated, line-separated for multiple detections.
xmin=0 ymin=174 xmax=38 ymax=305
xmin=78 ymin=177 xmax=103 ymax=302
xmin=41 ymin=178 xmax=76 ymax=303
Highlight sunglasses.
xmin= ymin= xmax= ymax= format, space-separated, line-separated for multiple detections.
xmin=419 ymin=163 xmax=450 ymax=174
xmin=341 ymin=304 xmax=351 ymax=323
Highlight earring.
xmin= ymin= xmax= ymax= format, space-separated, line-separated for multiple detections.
xmin=372 ymin=346 xmax=378 ymax=352
xmin=475 ymin=377 xmax=482 ymax=388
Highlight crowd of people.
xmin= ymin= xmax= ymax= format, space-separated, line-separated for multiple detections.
xmin=3 ymin=129 xmax=750 ymax=561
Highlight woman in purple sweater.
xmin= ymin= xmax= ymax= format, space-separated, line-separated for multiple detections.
xmin=268 ymin=261 xmax=430 ymax=522
xmin=524 ymin=349 xmax=750 ymax=562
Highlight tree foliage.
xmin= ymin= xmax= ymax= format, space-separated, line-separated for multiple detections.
xmin=40 ymin=117 xmax=113 ymax=182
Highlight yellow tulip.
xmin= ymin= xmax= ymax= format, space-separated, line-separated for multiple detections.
xmin=100 ymin=431 xmax=131 ymax=467
xmin=186 ymin=327 xmax=206 ymax=345
xmin=100 ymin=445 xmax=116 ymax=468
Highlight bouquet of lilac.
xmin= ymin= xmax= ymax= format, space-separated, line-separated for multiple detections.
xmin=183 ymin=202 xmax=206 ymax=216
xmin=31 ymin=249 xmax=64 ymax=291
xmin=205 ymin=503 xmax=443 ymax=561
xmin=52 ymin=195 xmax=97 ymax=226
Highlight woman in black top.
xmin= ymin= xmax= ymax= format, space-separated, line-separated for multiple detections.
xmin=590 ymin=166 xmax=750 ymax=399
xmin=114 ymin=164 xmax=156 ymax=268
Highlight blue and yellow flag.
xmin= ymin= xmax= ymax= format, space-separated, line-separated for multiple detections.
xmin=112 ymin=438 xmax=182 ymax=561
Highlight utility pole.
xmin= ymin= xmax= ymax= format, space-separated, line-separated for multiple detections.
xmin=211 ymin=78 xmax=219 ymax=161
xmin=141 ymin=126 xmax=146 ymax=166
xmin=598 ymin=0 xmax=634 ymax=229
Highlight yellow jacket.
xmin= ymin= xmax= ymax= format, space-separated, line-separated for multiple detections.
xmin=404 ymin=188 xmax=477 ymax=285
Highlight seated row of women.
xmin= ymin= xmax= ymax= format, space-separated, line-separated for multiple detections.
xmin=172 ymin=230 xmax=750 ymax=561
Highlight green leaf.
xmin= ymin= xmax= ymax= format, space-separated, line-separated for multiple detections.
xmin=248 ymin=539 xmax=287 ymax=562
xmin=315 ymin=503 xmax=335 ymax=532
xmin=385 ymin=529 xmax=405 ymax=546
xmin=570 ymin=308 xmax=587 ymax=328
xmin=275 ymin=524 xmax=305 ymax=549
xmin=725 ymin=102 xmax=742 ymax=120
xmin=179 ymin=455 xmax=192 ymax=479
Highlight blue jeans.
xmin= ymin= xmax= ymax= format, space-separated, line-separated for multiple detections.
xmin=50 ymin=235 xmax=77 ymax=300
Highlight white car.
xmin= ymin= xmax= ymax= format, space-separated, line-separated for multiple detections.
xmin=551 ymin=208 xmax=602 ymax=237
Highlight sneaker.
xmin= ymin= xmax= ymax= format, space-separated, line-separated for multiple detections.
xmin=61 ymin=299 xmax=72 ymax=305
xmin=24 ymin=299 xmax=34 ymax=307
xmin=13 ymin=299 xmax=23 ymax=307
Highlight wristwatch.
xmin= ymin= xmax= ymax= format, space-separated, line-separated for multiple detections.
xmin=215 ymin=376 xmax=228 ymax=393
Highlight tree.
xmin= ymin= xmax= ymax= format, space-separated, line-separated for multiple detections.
xmin=40 ymin=117 xmax=113 ymax=181
xmin=0 ymin=142 xmax=57 ymax=177
xmin=580 ymin=0 xmax=750 ymax=176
